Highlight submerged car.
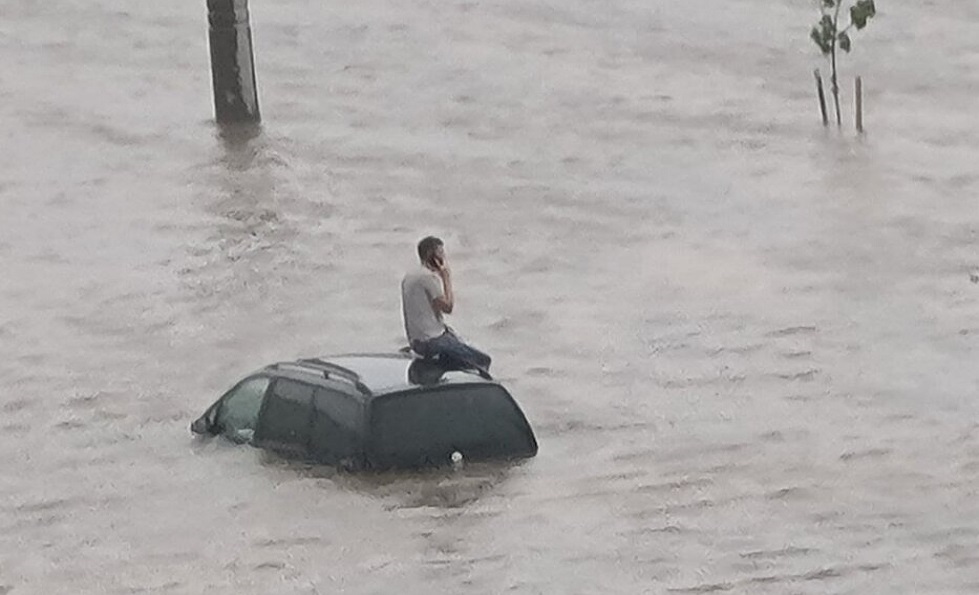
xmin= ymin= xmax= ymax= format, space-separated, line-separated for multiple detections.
xmin=190 ymin=353 xmax=538 ymax=470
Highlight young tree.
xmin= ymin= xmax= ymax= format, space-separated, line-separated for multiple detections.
xmin=811 ymin=0 xmax=876 ymax=126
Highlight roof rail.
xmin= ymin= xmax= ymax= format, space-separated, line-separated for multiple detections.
xmin=273 ymin=359 xmax=372 ymax=396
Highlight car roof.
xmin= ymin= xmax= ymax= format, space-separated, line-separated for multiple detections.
xmin=261 ymin=352 xmax=495 ymax=400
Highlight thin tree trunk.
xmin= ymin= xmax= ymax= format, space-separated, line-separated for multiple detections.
xmin=830 ymin=1 xmax=843 ymax=126
xmin=830 ymin=47 xmax=841 ymax=126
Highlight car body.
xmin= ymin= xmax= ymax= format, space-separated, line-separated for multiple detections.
xmin=190 ymin=353 xmax=538 ymax=470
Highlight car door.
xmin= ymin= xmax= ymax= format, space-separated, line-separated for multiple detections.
xmin=252 ymin=378 xmax=316 ymax=458
xmin=309 ymin=385 xmax=366 ymax=469
xmin=367 ymin=384 xmax=537 ymax=469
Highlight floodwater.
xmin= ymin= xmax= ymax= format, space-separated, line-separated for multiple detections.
xmin=2 ymin=1 xmax=978 ymax=593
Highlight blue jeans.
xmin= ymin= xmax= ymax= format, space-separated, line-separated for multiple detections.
xmin=411 ymin=330 xmax=492 ymax=373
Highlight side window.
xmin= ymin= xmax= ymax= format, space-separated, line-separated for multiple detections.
xmin=254 ymin=379 xmax=315 ymax=455
xmin=217 ymin=377 xmax=270 ymax=440
xmin=316 ymin=388 xmax=362 ymax=430
xmin=310 ymin=387 xmax=364 ymax=465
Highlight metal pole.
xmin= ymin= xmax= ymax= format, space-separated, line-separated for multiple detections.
xmin=207 ymin=0 xmax=260 ymax=124
xmin=855 ymin=76 xmax=863 ymax=133
xmin=814 ymin=69 xmax=829 ymax=127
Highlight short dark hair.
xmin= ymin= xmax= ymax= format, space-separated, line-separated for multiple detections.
xmin=417 ymin=236 xmax=443 ymax=262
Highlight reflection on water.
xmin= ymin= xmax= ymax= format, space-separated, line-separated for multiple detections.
xmin=2 ymin=0 xmax=979 ymax=593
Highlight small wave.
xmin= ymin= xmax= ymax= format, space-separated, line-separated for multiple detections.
xmin=765 ymin=325 xmax=817 ymax=337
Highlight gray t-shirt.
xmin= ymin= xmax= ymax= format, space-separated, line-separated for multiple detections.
xmin=401 ymin=266 xmax=446 ymax=343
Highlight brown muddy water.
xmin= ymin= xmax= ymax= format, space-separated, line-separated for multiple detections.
xmin=2 ymin=1 xmax=979 ymax=593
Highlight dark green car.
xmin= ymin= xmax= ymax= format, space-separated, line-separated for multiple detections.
xmin=190 ymin=353 xmax=538 ymax=470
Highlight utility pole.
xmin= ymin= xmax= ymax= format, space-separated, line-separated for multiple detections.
xmin=207 ymin=0 xmax=260 ymax=124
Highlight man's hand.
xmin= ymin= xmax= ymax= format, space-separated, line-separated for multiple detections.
xmin=432 ymin=256 xmax=454 ymax=314
xmin=435 ymin=258 xmax=451 ymax=279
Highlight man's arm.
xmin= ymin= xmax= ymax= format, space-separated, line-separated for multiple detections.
xmin=432 ymin=263 xmax=454 ymax=314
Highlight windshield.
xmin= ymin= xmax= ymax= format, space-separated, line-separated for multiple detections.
xmin=369 ymin=385 xmax=537 ymax=468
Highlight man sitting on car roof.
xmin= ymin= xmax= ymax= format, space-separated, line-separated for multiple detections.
xmin=401 ymin=236 xmax=492 ymax=376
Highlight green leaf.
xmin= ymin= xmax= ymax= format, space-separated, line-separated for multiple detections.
xmin=811 ymin=25 xmax=832 ymax=54
xmin=811 ymin=27 xmax=825 ymax=54
xmin=851 ymin=0 xmax=876 ymax=30
xmin=838 ymin=31 xmax=851 ymax=52
xmin=820 ymin=14 xmax=835 ymax=32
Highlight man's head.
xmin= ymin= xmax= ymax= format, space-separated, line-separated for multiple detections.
xmin=417 ymin=236 xmax=444 ymax=266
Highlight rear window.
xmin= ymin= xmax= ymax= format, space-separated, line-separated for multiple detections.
xmin=369 ymin=385 xmax=537 ymax=468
